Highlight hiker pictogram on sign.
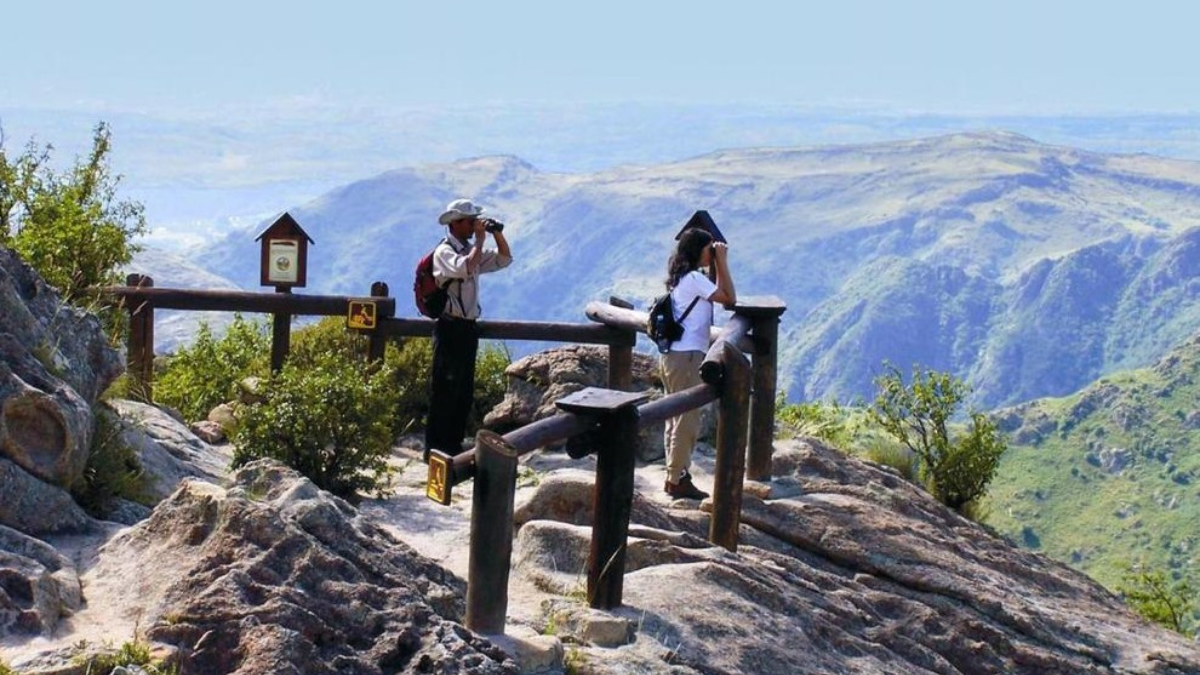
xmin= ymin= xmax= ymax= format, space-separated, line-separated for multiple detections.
xmin=347 ymin=301 xmax=377 ymax=329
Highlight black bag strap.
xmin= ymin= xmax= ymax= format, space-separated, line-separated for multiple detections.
xmin=677 ymin=295 xmax=701 ymax=323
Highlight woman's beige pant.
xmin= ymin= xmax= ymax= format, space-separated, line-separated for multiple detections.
xmin=661 ymin=350 xmax=705 ymax=482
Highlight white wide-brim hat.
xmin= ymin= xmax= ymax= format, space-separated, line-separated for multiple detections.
xmin=438 ymin=198 xmax=484 ymax=225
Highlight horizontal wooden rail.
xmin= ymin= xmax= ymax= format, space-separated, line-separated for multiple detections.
xmin=375 ymin=317 xmax=635 ymax=346
xmin=444 ymin=382 xmax=719 ymax=485
xmin=100 ymin=286 xmax=396 ymax=317
xmin=584 ymin=301 xmax=757 ymax=353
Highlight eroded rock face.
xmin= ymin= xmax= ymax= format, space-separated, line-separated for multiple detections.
xmin=0 ymin=246 xmax=123 ymax=491
xmin=0 ymin=525 xmax=82 ymax=637
xmin=484 ymin=344 xmax=715 ymax=463
xmin=513 ymin=439 xmax=1200 ymax=675
xmin=89 ymin=460 xmax=517 ymax=675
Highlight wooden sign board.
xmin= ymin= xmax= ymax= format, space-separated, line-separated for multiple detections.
xmin=426 ymin=451 xmax=452 ymax=505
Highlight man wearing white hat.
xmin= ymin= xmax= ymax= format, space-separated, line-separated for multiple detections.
xmin=426 ymin=198 xmax=513 ymax=458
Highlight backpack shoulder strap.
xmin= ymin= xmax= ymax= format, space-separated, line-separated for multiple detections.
xmin=678 ymin=295 xmax=701 ymax=322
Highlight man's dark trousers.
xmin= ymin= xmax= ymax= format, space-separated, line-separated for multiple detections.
xmin=426 ymin=317 xmax=479 ymax=456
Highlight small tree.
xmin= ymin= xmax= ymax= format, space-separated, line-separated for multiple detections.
xmin=1118 ymin=564 xmax=1196 ymax=635
xmin=868 ymin=363 xmax=1006 ymax=514
xmin=0 ymin=122 xmax=146 ymax=302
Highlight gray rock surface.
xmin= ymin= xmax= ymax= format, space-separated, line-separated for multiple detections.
xmin=77 ymin=460 xmax=517 ymax=675
xmin=105 ymin=399 xmax=232 ymax=501
xmin=510 ymin=440 xmax=1200 ymax=674
xmin=0 ymin=458 xmax=92 ymax=535
xmin=0 ymin=247 xmax=122 ymax=490
xmin=0 ymin=525 xmax=82 ymax=637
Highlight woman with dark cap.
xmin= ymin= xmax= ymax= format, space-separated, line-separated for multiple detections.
xmin=661 ymin=228 xmax=736 ymax=499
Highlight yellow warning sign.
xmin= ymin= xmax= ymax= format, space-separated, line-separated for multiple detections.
xmin=427 ymin=453 xmax=451 ymax=505
xmin=347 ymin=301 xmax=377 ymax=329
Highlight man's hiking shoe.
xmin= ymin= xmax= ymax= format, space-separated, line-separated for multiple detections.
xmin=664 ymin=474 xmax=710 ymax=500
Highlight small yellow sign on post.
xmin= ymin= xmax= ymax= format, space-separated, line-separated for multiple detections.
xmin=426 ymin=451 xmax=452 ymax=505
xmin=347 ymin=300 xmax=377 ymax=329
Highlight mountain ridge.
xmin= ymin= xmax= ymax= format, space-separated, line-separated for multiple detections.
xmin=164 ymin=131 xmax=1200 ymax=407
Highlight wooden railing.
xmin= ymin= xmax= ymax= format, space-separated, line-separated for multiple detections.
xmin=102 ymin=276 xmax=786 ymax=636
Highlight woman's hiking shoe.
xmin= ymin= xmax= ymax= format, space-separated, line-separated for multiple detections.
xmin=664 ymin=474 xmax=710 ymax=500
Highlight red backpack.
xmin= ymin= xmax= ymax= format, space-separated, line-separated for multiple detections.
xmin=414 ymin=239 xmax=450 ymax=318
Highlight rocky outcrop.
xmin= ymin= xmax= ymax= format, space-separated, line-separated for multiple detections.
xmin=72 ymin=460 xmax=516 ymax=675
xmin=484 ymin=344 xmax=714 ymax=463
xmin=0 ymin=525 xmax=82 ymax=637
xmin=105 ymin=399 xmax=231 ymax=501
xmin=0 ymin=245 xmax=122 ymax=496
xmin=513 ymin=439 xmax=1200 ymax=674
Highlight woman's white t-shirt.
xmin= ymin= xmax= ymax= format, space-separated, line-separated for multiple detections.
xmin=669 ymin=270 xmax=718 ymax=353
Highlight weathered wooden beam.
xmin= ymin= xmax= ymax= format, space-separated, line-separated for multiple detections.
xmin=589 ymin=406 xmax=638 ymax=609
xmin=710 ymin=342 xmax=752 ymax=552
xmin=747 ymin=313 xmax=782 ymax=482
xmin=125 ymin=274 xmax=154 ymax=402
xmin=99 ymin=286 xmax=397 ymax=317
xmin=699 ymin=314 xmax=754 ymax=385
xmin=465 ymin=431 xmax=520 ymax=635
xmin=367 ymin=282 xmax=389 ymax=362
xmin=585 ymin=300 xmax=756 ymax=352
xmin=635 ymin=383 xmax=720 ymax=428
xmin=376 ymin=317 xmax=635 ymax=346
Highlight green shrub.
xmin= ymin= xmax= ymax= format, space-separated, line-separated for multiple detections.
xmin=155 ymin=315 xmax=269 ymax=422
xmin=470 ymin=341 xmax=511 ymax=434
xmin=0 ymin=658 xmax=13 ymax=675
xmin=868 ymin=363 xmax=1006 ymax=514
xmin=1118 ymin=563 xmax=1196 ymax=635
xmin=383 ymin=337 xmax=434 ymax=435
xmin=379 ymin=337 xmax=510 ymax=438
xmin=232 ymin=349 xmax=396 ymax=500
xmin=776 ymin=398 xmax=852 ymax=447
xmin=862 ymin=437 xmax=918 ymax=481
xmin=76 ymin=639 xmax=177 ymax=675
xmin=73 ymin=405 xmax=150 ymax=515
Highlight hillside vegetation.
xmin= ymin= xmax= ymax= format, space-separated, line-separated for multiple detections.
xmin=987 ymin=331 xmax=1200 ymax=631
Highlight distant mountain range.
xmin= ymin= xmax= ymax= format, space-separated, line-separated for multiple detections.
xmin=146 ymin=131 xmax=1200 ymax=408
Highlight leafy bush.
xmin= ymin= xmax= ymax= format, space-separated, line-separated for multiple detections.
xmin=1 ymin=123 xmax=146 ymax=342
xmin=72 ymin=405 xmax=150 ymax=515
xmin=233 ymin=349 xmax=396 ymax=500
xmin=868 ymin=363 xmax=1006 ymax=514
xmin=1118 ymin=563 xmax=1196 ymax=635
xmin=0 ymin=658 xmax=13 ymax=675
xmin=155 ymin=315 xmax=269 ymax=422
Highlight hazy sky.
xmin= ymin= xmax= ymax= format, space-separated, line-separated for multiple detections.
xmin=6 ymin=0 xmax=1197 ymax=113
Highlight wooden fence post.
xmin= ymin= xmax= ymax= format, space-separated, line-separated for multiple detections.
xmin=710 ymin=341 xmax=752 ymax=552
xmin=589 ymin=405 xmax=638 ymax=608
xmin=125 ymin=274 xmax=154 ymax=403
xmin=270 ymin=287 xmax=292 ymax=373
xmin=465 ymin=430 xmax=520 ymax=634
xmin=606 ymin=297 xmax=635 ymax=391
xmin=726 ymin=297 xmax=787 ymax=482
xmin=368 ymin=281 xmax=389 ymax=362
xmin=555 ymin=387 xmax=646 ymax=610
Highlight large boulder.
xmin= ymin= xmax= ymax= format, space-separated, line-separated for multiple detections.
xmin=105 ymin=399 xmax=232 ymax=501
xmin=510 ymin=439 xmax=1200 ymax=674
xmin=0 ymin=246 xmax=123 ymax=492
xmin=484 ymin=344 xmax=715 ymax=463
xmin=26 ymin=460 xmax=519 ymax=675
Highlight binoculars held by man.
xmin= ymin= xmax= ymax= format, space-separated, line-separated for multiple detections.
xmin=482 ymin=218 xmax=505 ymax=233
